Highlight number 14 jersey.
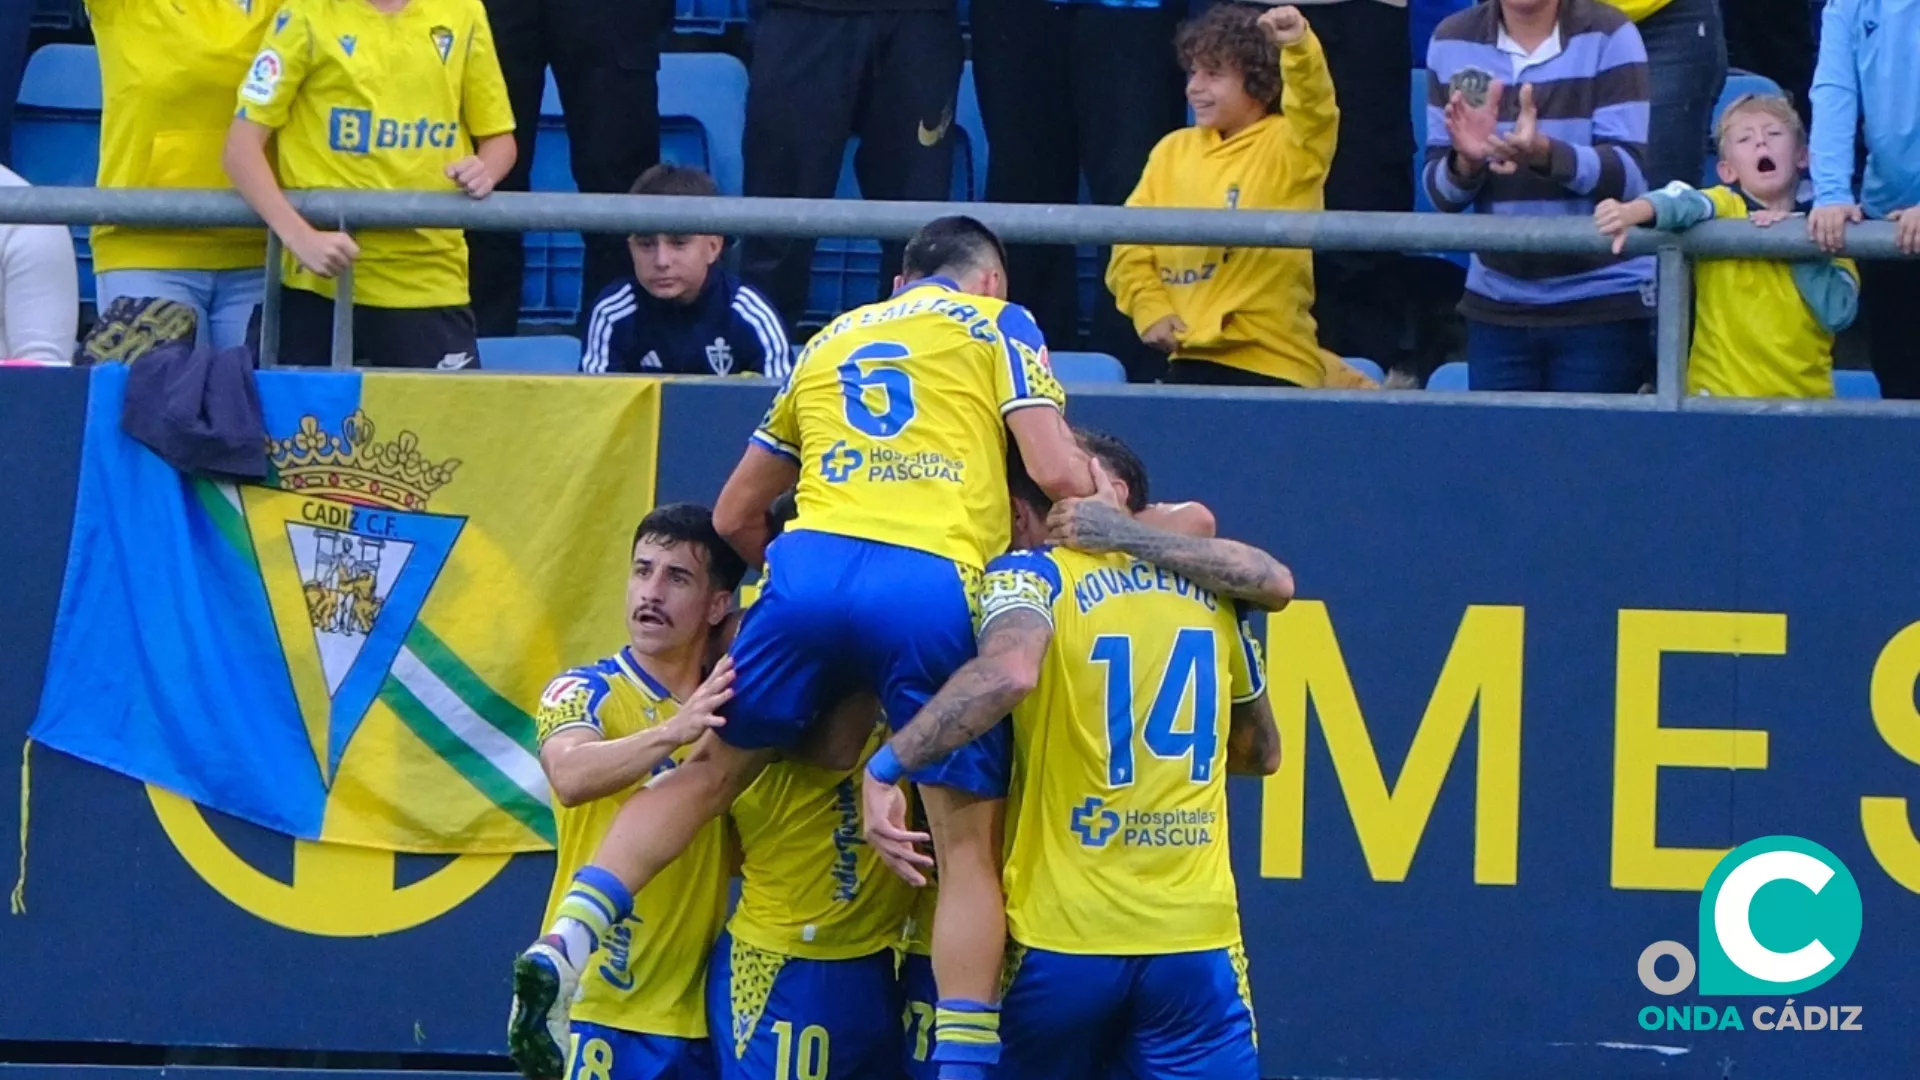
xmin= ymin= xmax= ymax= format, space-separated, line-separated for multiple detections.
xmin=751 ymin=277 xmax=1065 ymax=571
xmin=982 ymin=545 xmax=1268 ymax=956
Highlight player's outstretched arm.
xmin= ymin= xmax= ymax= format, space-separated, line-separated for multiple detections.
xmin=1048 ymin=487 xmax=1295 ymax=611
xmin=1226 ymin=695 xmax=1282 ymax=776
xmin=714 ymin=445 xmax=801 ymax=567
xmin=540 ymin=661 xmax=735 ymax=805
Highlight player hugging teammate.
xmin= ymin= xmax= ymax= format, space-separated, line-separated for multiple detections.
xmin=509 ymin=217 xmax=1292 ymax=1080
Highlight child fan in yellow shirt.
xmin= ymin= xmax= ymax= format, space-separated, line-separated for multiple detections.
xmin=224 ymin=0 xmax=517 ymax=369
xmin=1594 ymin=93 xmax=1859 ymax=399
xmin=1107 ymin=3 xmax=1339 ymax=388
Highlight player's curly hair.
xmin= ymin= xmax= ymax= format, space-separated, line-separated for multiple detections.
xmin=1175 ymin=4 xmax=1282 ymax=111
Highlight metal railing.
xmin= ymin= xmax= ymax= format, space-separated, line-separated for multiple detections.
xmin=3 ymin=185 xmax=1914 ymax=408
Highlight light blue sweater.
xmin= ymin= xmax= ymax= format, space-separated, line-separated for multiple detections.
xmin=1810 ymin=0 xmax=1920 ymax=216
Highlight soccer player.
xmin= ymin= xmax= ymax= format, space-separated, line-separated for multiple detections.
xmin=705 ymin=490 xmax=916 ymax=1080
xmin=864 ymin=432 xmax=1290 ymax=1079
xmin=515 ymin=505 xmax=744 ymax=1080
xmin=508 ymin=215 xmax=1095 ymax=1080
xmin=709 ymin=717 xmax=915 ymax=1080
xmin=224 ymin=0 xmax=517 ymax=369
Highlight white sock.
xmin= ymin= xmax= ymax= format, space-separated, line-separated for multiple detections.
xmin=551 ymin=916 xmax=596 ymax=969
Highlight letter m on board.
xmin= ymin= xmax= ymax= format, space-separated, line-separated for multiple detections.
xmin=329 ymin=107 xmax=372 ymax=153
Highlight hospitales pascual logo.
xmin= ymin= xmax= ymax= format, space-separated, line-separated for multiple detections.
xmin=1635 ymin=836 xmax=1864 ymax=1034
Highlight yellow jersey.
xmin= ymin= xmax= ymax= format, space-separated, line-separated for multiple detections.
xmin=1107 ymin=32 xmax=1339 ymax=387
xmin=983 ymin=546 xmax=1266 ymax=956
xmin=535 ymin=648 xmax=731 ymax=1038
xmin=1688 ymin=186 xmax=1854 ymax=399
xmin=751 ymin=278 xmax=1066 ymax=571
xmin=88 ymin=0 xmax=273 ymax=272
xmin=236 ymin=0 xmax=515 ymax=308
xmin=726 ymin=721 xmax=915 ymax=961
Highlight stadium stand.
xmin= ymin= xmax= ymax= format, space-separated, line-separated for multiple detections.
xmin=1834 ymin=369 xmax=1882 ymax=401
xmin=13 ymin=43 xmax=99 ymax=301
xmin=478 ymin=334 xmax=584 ymax=373
xmin=1344 ymin=356 xmax=1385 ymax=384
xmin=1426 ymin=361 xmax=1469 ymax=391
xmin=1048 ymin=350 xmax=1127 ymax=386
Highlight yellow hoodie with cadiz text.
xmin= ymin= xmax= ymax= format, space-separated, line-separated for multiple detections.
xmin=1108 ymin=31 xmax=1339 ymax=386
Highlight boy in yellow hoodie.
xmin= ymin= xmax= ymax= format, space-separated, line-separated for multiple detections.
xmin=1108 ymin=2 xmax=1338 ymax=387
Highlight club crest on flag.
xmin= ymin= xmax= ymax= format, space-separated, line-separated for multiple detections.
xmin=244 ymin=411 xmax=465 ymax=785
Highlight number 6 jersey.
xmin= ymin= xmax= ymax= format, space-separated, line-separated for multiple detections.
xmin=749 ymin=277 xmax=1065 ymax=571
xmin=983 ymin=545 xmax=1267 ymax=955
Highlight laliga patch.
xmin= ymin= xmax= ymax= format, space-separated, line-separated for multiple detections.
xmin=540 ymin=675 xmax=591 ymax=709
xmin=240 ymin=49 xmax=284 ymax=106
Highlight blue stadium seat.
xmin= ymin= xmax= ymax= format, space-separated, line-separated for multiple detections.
xmin=1834 ymin=369 xmax=1881 ymax=401
xmin=1049 ymin=351 xmax=1126 ymax=385
xmin=1426 ymin=361 xmax=1469 ymax=390
xmin=478 ymin=335 xmax=582 ymax=373
xmin=1704 ymin=70 xmax=1786 ymax=186
xmin=1343 ymin=356 xmax=1385 ymax=384
xmin=32 ymin=0 xmax=83 ymax=30
xmin=524 ymin=54 xmax=749 ymax=323
xmin=673 ymin=0 xmax=750 ymax=34
xmin=15 ymin=44 xmax=104 ymax=302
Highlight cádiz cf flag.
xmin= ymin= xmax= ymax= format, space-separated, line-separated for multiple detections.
xmin=30 ymin=366 xmax=662 ymax=853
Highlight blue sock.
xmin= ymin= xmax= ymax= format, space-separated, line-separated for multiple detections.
xmin=932 ymin=998 xmax=1001 ymax=1080
xmin=546 ymin=865 xmax=632 ymax=969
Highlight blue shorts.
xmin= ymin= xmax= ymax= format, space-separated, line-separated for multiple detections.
xmin=567 ymin=1021 xmax=714 ymax=1080
xmin=898 ymin=952 xmax=939 ymax=1080
xmin=723 ymin=530 xmax=1008 ymax=798
xmin=997 ymin=944 xmax=1259 ymax=1080
xmin=705 ymin=931 xmax=902 ymax=1080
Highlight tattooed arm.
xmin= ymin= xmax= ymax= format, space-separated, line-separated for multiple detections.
xmin=887 ymin=608 xmax=1053 ymax=773
xmin=1047 ymin=498 xmax=1295 ymax=611
xmin=1226 ymin=695 xmax=1281 ymax=776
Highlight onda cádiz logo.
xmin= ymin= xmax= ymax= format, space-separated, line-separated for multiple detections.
xmin=1636 ymin=836 xmax=1864 ymax=1033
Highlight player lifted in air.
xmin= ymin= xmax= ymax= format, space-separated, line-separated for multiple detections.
xmin=864 ymin=431 xmax=1290 ymax=1079
xmin=508 ymin=216 xmax=1097 ymax=1080
xmin=521 ymin=505 xmax=744 ymax=1080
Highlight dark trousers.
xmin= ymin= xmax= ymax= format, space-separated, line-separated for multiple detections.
xmin=971 ymin=0 xmax=1185 ymax=382
xmin=1726 ymin=0 xmax=1816 ymax=125
xmin=740 ymin=6 xmax=964 ymax=330
xmin=1466 ymin=319 xmax=1652 ymax=393
xmin=1860 ymin=259 xmax=1920 ymax=400
xmin=0 ymin=0 xmax=31 ymax=168
xmin=1308 ymin=0 xmax=1416 ymax=375
xmin=1638 ymin=0 xmax=1727 ymax=189
xmin=271 ymin=288 xmax=481 ymax=370
xmin=469 ymin=0 xmax=668 ymax=337
xmin=1167 ymin=359 xmax=1300 ymax=389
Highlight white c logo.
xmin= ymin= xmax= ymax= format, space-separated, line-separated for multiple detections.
xmin=1713 ymin=849 xmax=1837 ymax=983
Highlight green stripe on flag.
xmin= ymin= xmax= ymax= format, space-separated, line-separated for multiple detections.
xmin=380 ymin=676 xmax=556 ymax=844
xmin=403 ymin=623 xmax=540 ymax=751
xmin=193 ymin=479 xmax=258 ymax=571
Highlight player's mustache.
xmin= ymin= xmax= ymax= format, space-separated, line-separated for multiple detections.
xmin=631 ymin=604 xmax=673 ymax=627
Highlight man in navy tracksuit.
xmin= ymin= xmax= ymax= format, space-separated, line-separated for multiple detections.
xmin=581 ymin=165 xmax=792 ymax=378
